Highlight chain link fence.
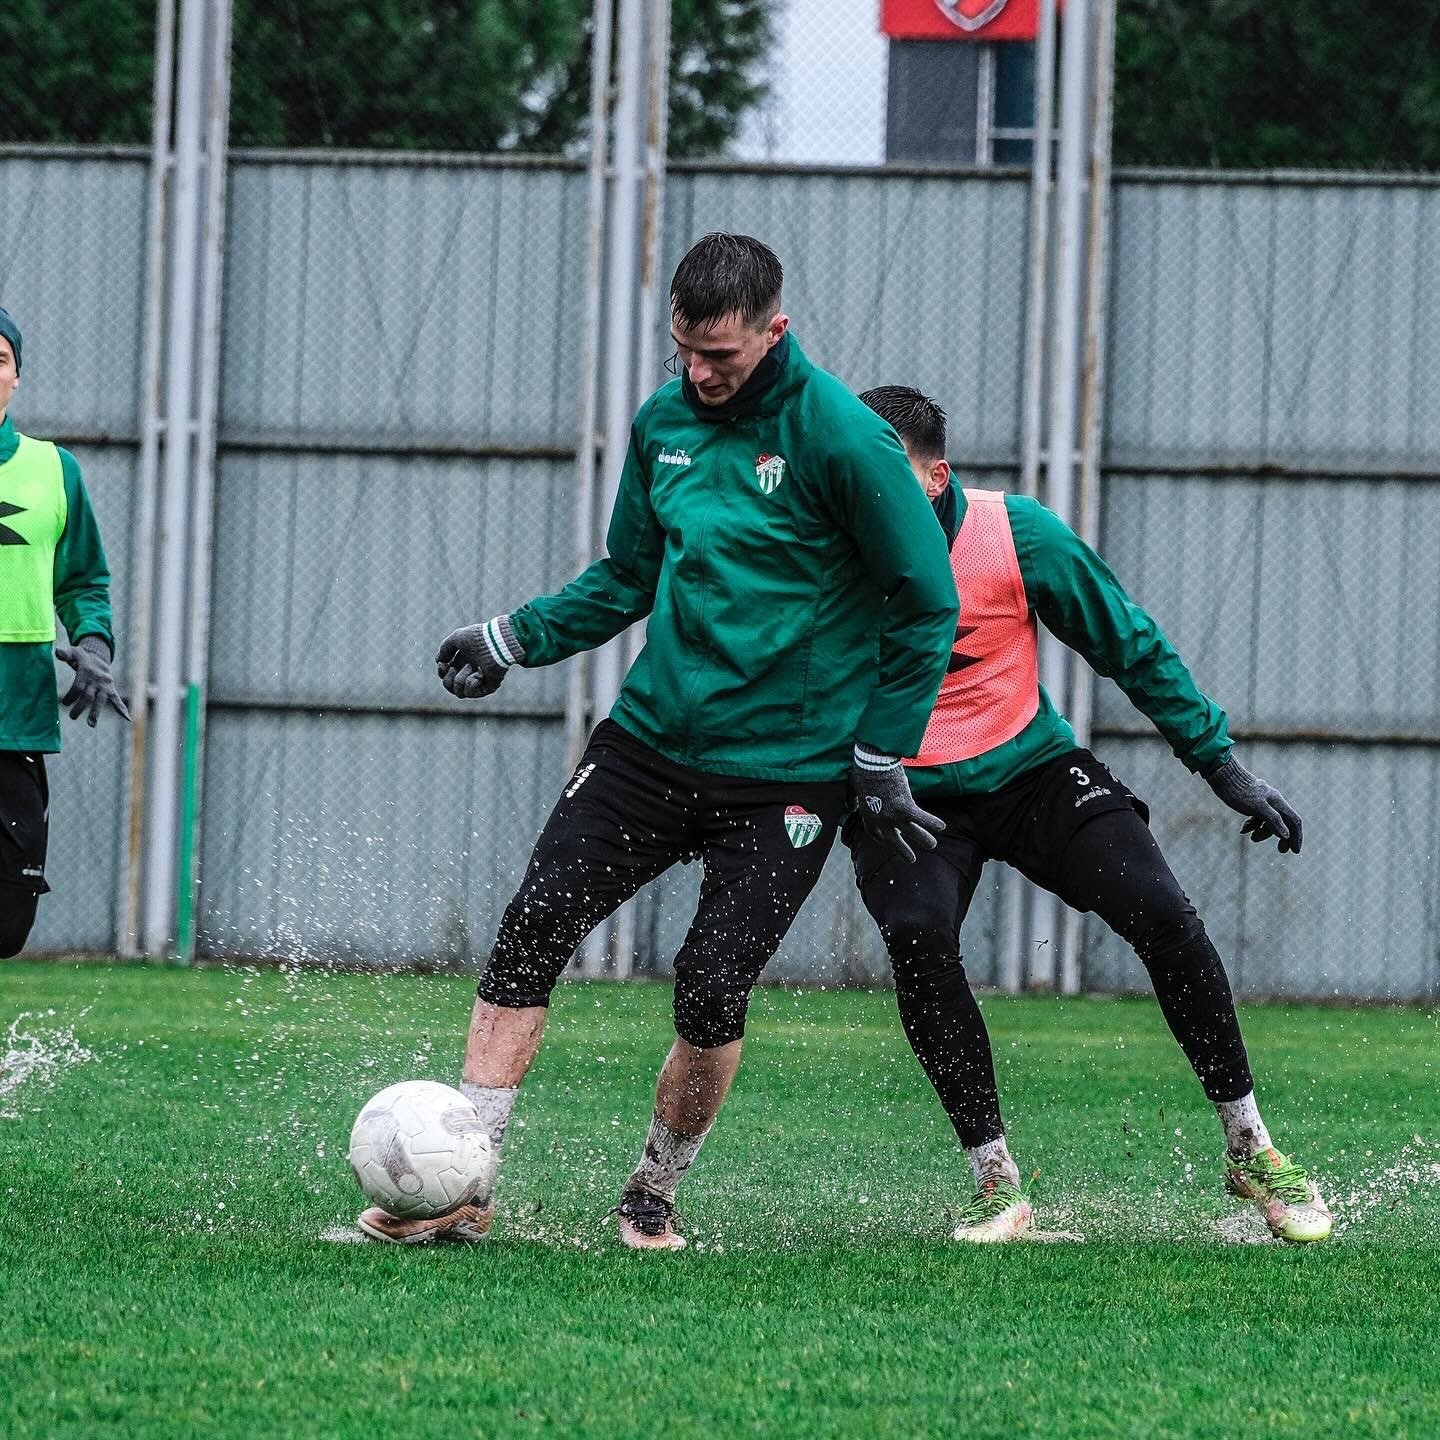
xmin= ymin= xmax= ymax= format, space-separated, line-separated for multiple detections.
xmin=4 ymin=2 xmax=1439 ymax=1001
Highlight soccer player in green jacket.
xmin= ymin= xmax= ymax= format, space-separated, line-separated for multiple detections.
xmin=853 ymin=385 xmax=1329 ymax=1245
xmin=355 ymin=235 xmax=960 ymax=1248
xmin=0 ymin=306 xmax=129 ymax=957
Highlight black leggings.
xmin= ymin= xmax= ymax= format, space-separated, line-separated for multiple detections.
xmin=860 ymin=807 xmax=1254 ymax=1147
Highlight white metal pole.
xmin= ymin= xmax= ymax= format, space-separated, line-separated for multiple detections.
xmin=563 ymin=0 xmax=615 ymax=780
xmin=142 ymin=0 xmax=209 ymax=956
xmin=976 ymin=44 xmax=996 ymax=165
xmin=1019 ymin=0 xmax=1058 ymax=500
xmin=612 ymin=0 xmax=672 ymax=982
xmin=1029 ymin=0 xmax=1091 ymax=989
xmin=174 ymin=0 xmax=234 ymax=962
xmin=1003 ymin=0 xmax=1059 ymax=995
xmin=117 ymin=0 xmax=176 ymax=957
xmin=582 ymin=0 xmax=648 ymax=977
xmin=1060 ymin=0 xmax=1118 ymax=996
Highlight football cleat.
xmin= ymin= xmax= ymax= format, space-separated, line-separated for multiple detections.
xmin=616 ymin=1186 xmax=686 ymax=1251
xmin=1225 ymin=1146 xmax=1332 ymax=1243
xmin=356 ymin=1201 xmax=494 ymax=1245
xmin=950 ymin=1173 xmax=1033 ymax=1244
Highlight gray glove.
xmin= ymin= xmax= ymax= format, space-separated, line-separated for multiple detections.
xmin=55 ymin=634 xmax=130 ymax=727
xmin=1206 ymin=754 xmax=1303 ymax=854
xmin=436 ymin=615 xmax=524 ymax=699
xmin=848 ymin=745 xmax=946 ymax=864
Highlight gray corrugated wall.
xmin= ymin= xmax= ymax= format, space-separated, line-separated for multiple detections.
xmin=6 ymin=149 xmax=1438 ymax=1000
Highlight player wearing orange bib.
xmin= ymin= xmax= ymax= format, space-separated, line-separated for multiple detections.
xmin=854 ymin=386 xmax=1330 ymax=1245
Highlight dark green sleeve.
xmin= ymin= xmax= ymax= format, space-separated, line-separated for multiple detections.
xmin=827 ymin=419 xmax=959 ymax=758
xmin=507 ymin=416 xmax=662 ymax=667
xmin=1010 ymin=495 xmax=1231 ymax=775
xmin=55 ymin=449 xmax=115 ymax=653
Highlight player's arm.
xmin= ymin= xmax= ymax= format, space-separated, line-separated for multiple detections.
xmin=437 ymin=418 xmax=663 ymax=698
xmin=53 ymin=449 xmax=127 ymax=726
xmin=828 ymin=419 xmax=958 ymax=860
xmin=1013 ymin=496 xmax=1300 ymax=851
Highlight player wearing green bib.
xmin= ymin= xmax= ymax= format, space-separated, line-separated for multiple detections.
xmin=0 ymin=306 xmax=129 ymax=956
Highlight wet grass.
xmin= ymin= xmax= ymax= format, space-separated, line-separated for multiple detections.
xmin=2 ymin=961 xmax=1438 ymax=1438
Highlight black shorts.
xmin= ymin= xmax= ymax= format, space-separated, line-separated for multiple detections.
xmin=480 ymin=720 xmax=848 ymax=1047
xmin=850 ymin=747 xmax=1146 ymax=895
xmin=0 ymin=751 xmax=51 ymax=896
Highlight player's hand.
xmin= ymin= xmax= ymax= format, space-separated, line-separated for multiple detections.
xmin=1205 ymin=754 xmax=1303 ymax=854
xmin=847 ymin=746 xmax=945 ymax=864
xmin=436 ymin=616 xmax=523 ymax=699
xmin=55 ymin=634 xmax=131 ymax=726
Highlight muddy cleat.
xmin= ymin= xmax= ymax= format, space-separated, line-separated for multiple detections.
xmin=1225 ymin=1147 xmax=1332 ymax=1243
xmin=616 ymin=1186 xmax=686 ymax=1251
xmin=356 ymin=1202 xmax=493 ymax=1245
xmin=951 ymin=1173 xmax=1033 ymax=1244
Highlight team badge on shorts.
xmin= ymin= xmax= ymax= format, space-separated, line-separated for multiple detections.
xmin=783 ymin=805 xmax=822 ymax=848
xmin=755 ymin=454 xmax=786 ymax=494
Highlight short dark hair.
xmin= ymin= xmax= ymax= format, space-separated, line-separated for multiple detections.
xmin=859 ymin=385 xmax=947 ymax=462
xmin=670 ymin=233 xmax=783 ymax=332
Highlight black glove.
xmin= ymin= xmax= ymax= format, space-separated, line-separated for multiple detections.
xmin=848 ymin=747 xmax=946 ymax=864
xmin=436 ymin=615 xmax=524 ymax=699
xmin=55 ymin=634 xmax=131 ymax=727
xmin=1206 ymin=754 xmax=1303 ymax=854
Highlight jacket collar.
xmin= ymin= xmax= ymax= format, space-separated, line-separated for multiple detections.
xmin=680 ymin=332 xmax=813 ymax=423
xmin=0 ymin=414 xmax=17 ymax=465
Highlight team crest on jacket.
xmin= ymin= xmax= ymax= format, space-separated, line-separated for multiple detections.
xmin=783 ymin=805 xmax=822 ymax=848
xmin=755 ymin=453 xmax=787 ymax=494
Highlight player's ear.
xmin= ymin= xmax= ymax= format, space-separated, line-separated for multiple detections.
xmin=766 ymin=313 xmax=789 ymax=348
xmin=926 ymin=458 xmax=950 ymax=497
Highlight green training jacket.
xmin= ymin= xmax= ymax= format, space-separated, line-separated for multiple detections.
xmin=0 ymin=414 xmax=114 ymax=753
xmin=509 ymin=335 xmax=959 ymax=782
xmin=909 ymin=482 xmax=1231 ymax=800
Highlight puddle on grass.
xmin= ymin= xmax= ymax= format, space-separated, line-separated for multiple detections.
xmin=320 ymin=1223 xmax=367 ymax=1244
xmin=0 ymin=1009 xmax=96 ymax=1119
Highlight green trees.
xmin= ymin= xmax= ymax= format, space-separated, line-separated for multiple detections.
xmin=1114 ymin=0 xmax=1440 ymax=170
xmin=0 ymin=0 xmax=772 ymax=157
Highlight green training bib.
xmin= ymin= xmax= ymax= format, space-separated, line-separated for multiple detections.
xmin=0 ymin=433 xmax=66 ymax=642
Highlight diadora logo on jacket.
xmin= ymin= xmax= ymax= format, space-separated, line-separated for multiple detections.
xmin=657 ymin=447 xmax=693 ymax=468
xmin=755 ymin=454 xmax=786 ymax=494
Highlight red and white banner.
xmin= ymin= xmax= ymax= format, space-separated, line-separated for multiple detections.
xmin=880 ymin=0 xmax=1047 ymax=42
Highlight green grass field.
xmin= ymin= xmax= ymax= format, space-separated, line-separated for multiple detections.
xmin=2 ymin=961 xmax=1438 ymax=1439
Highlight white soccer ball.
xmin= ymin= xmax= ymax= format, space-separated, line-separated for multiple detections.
xmin=347 ymin=1080 xmax=496 ymax=1219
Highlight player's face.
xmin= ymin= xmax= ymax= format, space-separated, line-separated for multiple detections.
xmin=671 ymin=310 xmax=788 ymax=406
xmin=903 ymin=444 xmax=950 ymax=499
xmin=0 ymin=338 xmax=17 ymax=420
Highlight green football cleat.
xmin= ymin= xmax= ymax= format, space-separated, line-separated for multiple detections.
xmin=950 ymin=1173 xmax=1033 ymax=1244
xmin=1225 ymin=1146 xmax=1332 ymax=1243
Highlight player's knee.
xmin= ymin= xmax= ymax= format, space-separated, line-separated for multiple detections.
xmin=672 ymin=970 xmax=752 ymax=1049
xmin=879 ymin=907 xmax=957 ymax=983
xmin=1132 ymin=901 xmax=1208 ymax=974
xmin=476 ymin=937 xmax=564 ymax=1008
xmin=893 ymin=950 xmax=970 ymax=1004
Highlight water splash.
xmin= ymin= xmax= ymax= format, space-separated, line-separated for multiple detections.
xmin=1331 ymin=1135 xmax=1440 ymax=1239
xmin=0 ymin=1009 xmax=96 ymax=1119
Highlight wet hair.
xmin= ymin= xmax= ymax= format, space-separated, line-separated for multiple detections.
xmin=859 ymin=385 xmax=947 ymax=462
xmin=670 ymin=233 xmax=783 ymax=333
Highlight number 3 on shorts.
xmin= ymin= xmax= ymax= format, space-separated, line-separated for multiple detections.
xmin=1069 ymin=764 xmax=1091 ymax=787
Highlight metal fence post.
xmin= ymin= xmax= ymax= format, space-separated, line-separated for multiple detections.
xmin=140 ymin=0 xmax=232 ymax=959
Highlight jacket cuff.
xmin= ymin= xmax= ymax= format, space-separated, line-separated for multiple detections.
xmin=853 ymin=742 xmax=900 ymax=772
